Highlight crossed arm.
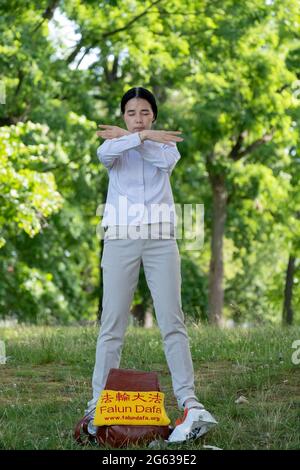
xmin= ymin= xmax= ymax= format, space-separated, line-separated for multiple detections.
xmin=96 ymin=125 xmax=183 ymax=173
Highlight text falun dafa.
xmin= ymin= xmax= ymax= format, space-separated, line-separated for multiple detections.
xmin=93 ymin=390 xmax=170 ymax=426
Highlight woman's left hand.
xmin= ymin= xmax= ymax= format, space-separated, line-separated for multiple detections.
xmin=96 ymin=125 xmax=128 ymax=139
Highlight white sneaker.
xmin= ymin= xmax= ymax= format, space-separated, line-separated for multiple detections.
xmin=84 ymin=406 xmax=98 ymax=436
xmin=167 ymin=407 xmax=218 ymax=443
xmin=87 ymin=420 xmax=98 ymax=436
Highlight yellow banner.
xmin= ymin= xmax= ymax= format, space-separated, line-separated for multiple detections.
xmin=93 ymin=390 xmax=170 ymax=426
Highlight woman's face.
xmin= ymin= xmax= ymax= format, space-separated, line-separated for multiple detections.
xmin=123 ymin=97 xmax=154 ymax=133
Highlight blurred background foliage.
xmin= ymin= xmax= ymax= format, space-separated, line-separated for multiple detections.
xmin=0 ymin=0 xmax=299 ymax=326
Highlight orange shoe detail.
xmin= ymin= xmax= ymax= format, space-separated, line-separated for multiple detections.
xmin=175 ymin=408 xmax=188 ymax=427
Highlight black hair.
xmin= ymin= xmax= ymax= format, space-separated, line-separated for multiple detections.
xmin=120 ymin=87 xmax=158 ymax=123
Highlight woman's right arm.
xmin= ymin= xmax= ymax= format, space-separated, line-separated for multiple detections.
xmin=97 ymin=127 xmax=183 ymax=170
xmin=97 ymin=132 xmax=142 ymax=169
xmin=138 ymin=129 xmax=183 ymax=145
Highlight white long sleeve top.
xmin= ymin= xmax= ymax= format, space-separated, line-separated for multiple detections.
xmin=97 ymin=132 xmax=180 ymax=228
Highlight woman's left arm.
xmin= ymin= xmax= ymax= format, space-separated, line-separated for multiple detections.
xmin=138 ymin=141 xmax=181 ymax=174
xmin=96 ymin=125 xmax=181 ymax=173
xmin=96 ymin=125 xmax=140 ymax=169
xmin=96 ymin=125 xmax=130 ymax=139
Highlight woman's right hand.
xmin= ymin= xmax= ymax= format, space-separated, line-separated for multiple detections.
xmin=139 ymin=129 xmax=184 ymax=144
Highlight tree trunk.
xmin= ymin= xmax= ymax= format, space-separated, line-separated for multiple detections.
xmin=282 ymin=254 xmax=295 ymax=325
xmin=130 ymin=303 xmax=146 ymax=327
xmin=208 ymin=175 xmax=228 ymax=326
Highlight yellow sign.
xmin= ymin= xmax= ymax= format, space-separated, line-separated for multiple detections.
xmin=93 ymin=390 xmax=170 ymax=426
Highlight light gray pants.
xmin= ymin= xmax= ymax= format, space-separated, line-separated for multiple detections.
xmin=87 ymin=236 xmax=199 ymax=412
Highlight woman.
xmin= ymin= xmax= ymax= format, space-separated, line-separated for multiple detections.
xmin=78 ymin=86 xmax=217 ymax=444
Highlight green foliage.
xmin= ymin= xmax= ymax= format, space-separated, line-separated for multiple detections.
xmin=0 ymin=0 xmax=299 ymax=324
xmin=0 ymin=122 xmax=63 ymax=245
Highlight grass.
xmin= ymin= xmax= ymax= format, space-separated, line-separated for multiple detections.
xmin=0 ymin=323 xmax=299 ymax=450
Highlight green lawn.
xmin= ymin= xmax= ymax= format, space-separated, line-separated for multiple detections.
xmin=0 ymin=324 xmax=299 ymax=450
